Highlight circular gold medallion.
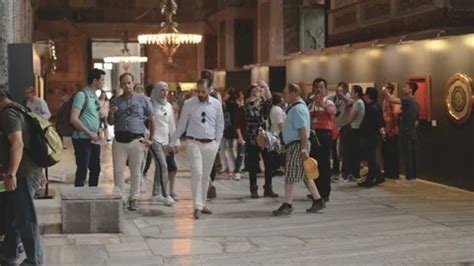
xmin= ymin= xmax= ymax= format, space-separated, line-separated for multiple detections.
xmin=445 ymin=73 xmax=473 ymax=124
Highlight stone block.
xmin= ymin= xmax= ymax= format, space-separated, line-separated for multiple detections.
xmin=61 ymin=187 xmax=122 ymax=234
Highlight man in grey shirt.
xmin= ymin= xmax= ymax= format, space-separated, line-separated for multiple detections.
xmin=24 ymin=86 xmax=51 ymax=120
xmin=108 ymin=73 xmax=156 ymax=211
xmin=341 ymin=85 xmax=365 ymax=180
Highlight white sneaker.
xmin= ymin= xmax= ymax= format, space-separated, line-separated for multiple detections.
xmin=234 ymin=173 xmax=241 ymax=181
xmin=154 ymin=194 xmax=166 ymax=202
xmin=164 ymin=195 xmax=176 ymax=206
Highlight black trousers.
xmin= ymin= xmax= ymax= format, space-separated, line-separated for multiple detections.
xmin=363 ymin=134 xmax=383 ymax=183
xmin=330 ymin=138 xmax=340 ymax=174
xmin=382 ymin=135 xmax=400 ymax=179
xmin=245 ymin=142 xmax=274 ymax=188
xmin=401 ymin=132 xmax=417 ymax=180
xmin=310 ymin=129 xmax=332 ymax=199
xmin=345 ymin=128 xmax=361 ymax=178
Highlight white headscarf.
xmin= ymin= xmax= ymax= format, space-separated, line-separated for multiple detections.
xmin=151 ymin=81 xmax=168 ymax=107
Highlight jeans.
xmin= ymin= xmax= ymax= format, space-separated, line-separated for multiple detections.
xmin=310 ymin=129 xmax=332 ymax=199
xmin=382 ymin=135 xmax=400 ymax=178
xmin=72 ymin=138 xmax=101 ymax=187
xmin=218 ymin=138 xmax=236 ymax=171
xmin=1 ymin=170 xmax=43 ymax=265
xmin=233 ymin=143 xmax=245 ymax=173
xmin=364 ymin=134 xmax=383 ymax=183
xmin=245 ymin=142 xmax=274 ymax=188
xmin=401 ymin=132 xmax=417 ymax=180
xmin=150 ymin=143 xmax=169 ymax=197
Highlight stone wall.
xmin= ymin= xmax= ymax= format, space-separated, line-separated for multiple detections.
xmin=0 ymin=0 xmax=34 ymax=87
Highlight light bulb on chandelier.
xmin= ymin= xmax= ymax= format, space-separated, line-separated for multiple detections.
xmin=103 ymin=31 xmax=148 ymax=71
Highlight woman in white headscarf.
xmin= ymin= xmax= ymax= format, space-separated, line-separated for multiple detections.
xmin=150 ymin=82 xmax=179 ymax=206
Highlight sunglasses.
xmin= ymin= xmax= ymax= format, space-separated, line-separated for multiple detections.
xmin=162 ymin=107 xmax=167 ymax=116
xmin=201 ymin=112 xmax=206 ymax=123
xmin=95 ymin=100 xmax=100 ymax=112
xmin=126 ymin=99 xmax=133 ymax=116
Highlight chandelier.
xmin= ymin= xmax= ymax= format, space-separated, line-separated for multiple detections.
xmin=104 ymin=32 xmax=148 ymax=71
xmin=137 ymin=0 xmax=202 ymax=63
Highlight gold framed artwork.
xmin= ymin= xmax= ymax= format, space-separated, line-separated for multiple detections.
xmin=445 ymin=73 xmax=473 ymax=125
xmin=348 ymin=82 xmax=375 ymax=93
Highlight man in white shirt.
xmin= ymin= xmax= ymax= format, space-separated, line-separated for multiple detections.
xmin=167 ymin=79 xmax=225 ymax=219
xmin=24 ymin=86 xmax=51 ymax=120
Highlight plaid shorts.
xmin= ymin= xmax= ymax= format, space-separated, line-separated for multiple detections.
xmin=284 ymin=141 xmax=309 ymax=184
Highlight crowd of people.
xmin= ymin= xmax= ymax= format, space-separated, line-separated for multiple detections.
xmin=0 ymin=67 xmax=420 ymax=264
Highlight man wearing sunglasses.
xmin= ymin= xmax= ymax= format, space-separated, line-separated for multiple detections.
xmin=167 ymin=78 xmax=224 ymax=219
xmin=108 ymin=73 xmax=156 ymax=211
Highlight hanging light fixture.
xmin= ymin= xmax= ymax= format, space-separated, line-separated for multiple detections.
xmin=137 ymin=0 xmax=202 ymax=63
xmin=104 ymin=31 xmax=148 ymax=71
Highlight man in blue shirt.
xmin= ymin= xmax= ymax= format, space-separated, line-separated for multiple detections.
xmin=108 ymin=73 xmax=156 ymax=211
xmin=273 ymin=83 xmax=326 ymax=216
xmin=167 ymin=78 xmax=224 ymax=219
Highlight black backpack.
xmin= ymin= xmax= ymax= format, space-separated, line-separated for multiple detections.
xmin=56 ymin=90 xmax=88 ymax=137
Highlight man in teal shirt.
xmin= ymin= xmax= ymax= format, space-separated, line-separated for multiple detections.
xmin=70 ymin=68 xmax=104 ymax=187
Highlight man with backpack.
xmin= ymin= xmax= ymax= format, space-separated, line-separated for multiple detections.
xmin=70 ymin=68 xmax=105 ymax=187
xmin=0 ymin=86 xmax=44 ymax=265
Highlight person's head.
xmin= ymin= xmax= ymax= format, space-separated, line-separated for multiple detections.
xmin=351 ymin=85 xmax=363 ymax=99
xmin=196 ymin=78 xmax=210 ymax=102
xmin=247 ymin=84 xmax=260 ymax=99
xmin=312 ymin=77 xmax=327 ymax=95
xmin=119 ymin=73 xmax=135 ymax=96
xmin=25 ymin=86 xmax=36 ymax=101
xmin=364 ymin=87 xmax=378 ymax=103
xmin=272 ymin=92 xmax=283 ymax=106
xmin=403 ymin=82 xmax=418 ymax=96
xmin=224 ymin=87 xmax=238 ymax=102
xmin=151 ymin=81 xmax=169 ymax=101
xmin=200 ymin=69 xmax=214 ymax=87
xmin=385 ymin=83 xmax=395 ymax=95
xmin=337 ymin=81 xmax=348 ymax=95
xmin=99 ymin=90 xmax=108 ymax=101
xmin=87 ymin=68 xmax=106 ymax=89
xmin=283 ymin=83 xmax=302 ymax=104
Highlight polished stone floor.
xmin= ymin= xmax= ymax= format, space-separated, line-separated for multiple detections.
xmin=36 ymin=139 xmax=474 ymax=265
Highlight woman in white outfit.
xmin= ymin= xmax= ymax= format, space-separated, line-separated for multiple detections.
xmin=150 ymin=82 xmax=179 ymax=206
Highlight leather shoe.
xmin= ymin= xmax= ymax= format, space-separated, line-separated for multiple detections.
xmin=193 ymin=209 xmax=200 ymax=219
xmin=201 ymin=207 xmax=212 ymax=215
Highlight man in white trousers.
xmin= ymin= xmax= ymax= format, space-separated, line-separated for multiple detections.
xmin=167 ymin=78 xmax=224 ymax=219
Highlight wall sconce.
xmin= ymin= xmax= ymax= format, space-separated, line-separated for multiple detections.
xmin=371 ymin=39 xmax=385 ymax=48
xmin=342 ymin=44 xmax=352 ymax=52
xmin=398 ymin=35 xmax=414 ymax=45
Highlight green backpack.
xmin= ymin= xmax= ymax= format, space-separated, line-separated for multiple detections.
xmin=4 ymin=105 xmax=62 ymax=167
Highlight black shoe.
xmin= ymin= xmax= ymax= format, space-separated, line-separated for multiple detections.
xmin=263 ymin=186 xmax=279 ymax=198
xmin=273 ymin=203 xmax=293 ymax=216
xmin=374 ymin=178 xmax=385 ymax=185
xmin=250 ymin=186 xmax=259 ymax=199
xmin=306 ymin=199 xmax=326 ymax=213
xmin=357 ymin=180 xmax=374 ymax=188
xmin=207 ymin=185 xmax=216 ymax=199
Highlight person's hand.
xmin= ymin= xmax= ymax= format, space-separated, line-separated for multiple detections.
xmin=173 ymin=147 xmax=179 ymax=154
xmin=140 ymin=139 xmax=154 ymax=147
xmin=165 ymin=145 xmax=175 ymax=153
xmin=5 ymin=174 xmax=17 ymax=192
xmin=109 ymin=104 xmax=118 ymax=114
xmin=301 ymin=152 xmax=309 ymax=161
xmin=237 ymin=137 xmax=245 ymax=145
xmin=89 ymin=132 xmax=102 ymax=142
xmin=40 ymin=175 xmax=48 ymax=187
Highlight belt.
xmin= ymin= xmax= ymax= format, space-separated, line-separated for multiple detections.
xmin=186 ymin=136 xmax=214 ymax=143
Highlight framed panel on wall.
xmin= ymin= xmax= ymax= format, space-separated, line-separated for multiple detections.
xmin=299 ymin=5 xmax=326 ymax=52
xmin=348 ymin=82 xmax=375 ymax=93
xmin=409 ymin=75 xmax=431 ymax=121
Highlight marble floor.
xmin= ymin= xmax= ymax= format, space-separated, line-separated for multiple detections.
xmin=35 ymin=140 xmax=474 ymax=265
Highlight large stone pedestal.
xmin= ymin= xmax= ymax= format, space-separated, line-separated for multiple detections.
xmin=61 ymin=187 xmax=123 ymax=234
